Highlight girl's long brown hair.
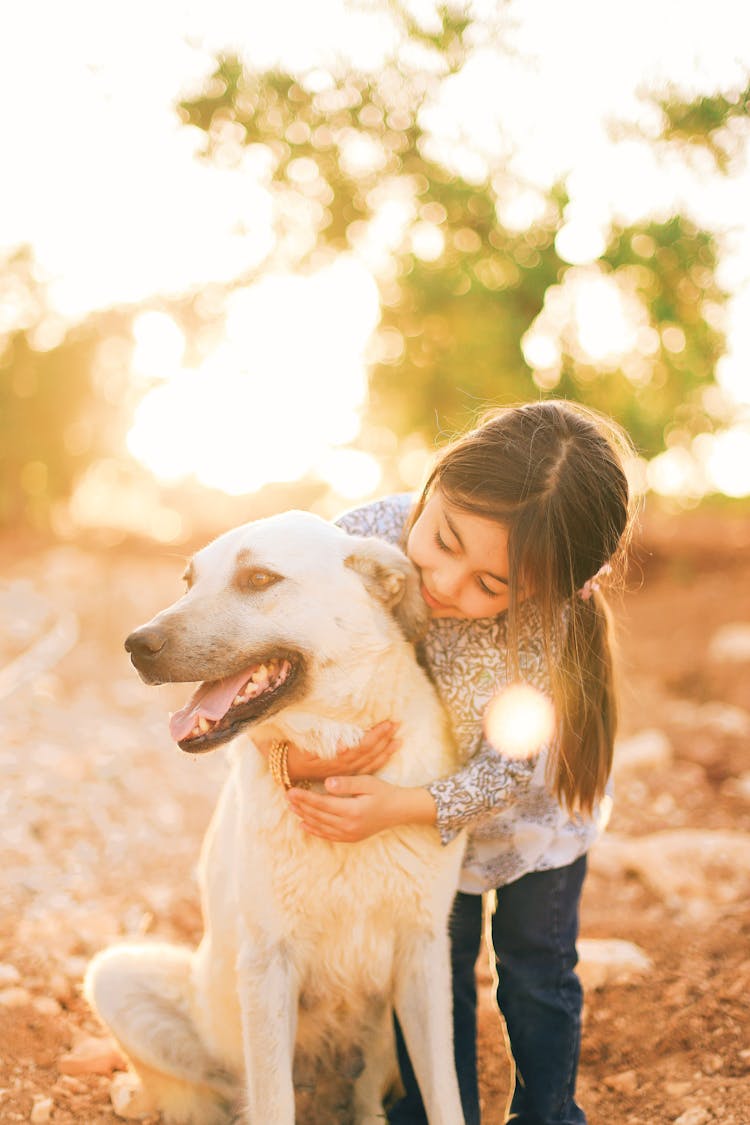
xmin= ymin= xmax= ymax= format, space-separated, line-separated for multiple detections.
xmin=413 ymin=400 xmax=637 ymax=815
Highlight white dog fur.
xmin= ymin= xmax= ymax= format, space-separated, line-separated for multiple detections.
xmin=85 ymin=510 xmax=466 ymax=1124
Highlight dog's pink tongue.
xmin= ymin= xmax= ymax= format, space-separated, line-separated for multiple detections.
xmin=168 ymin=669 xmax=252 ymax=742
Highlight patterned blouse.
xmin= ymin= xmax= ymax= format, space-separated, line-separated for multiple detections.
xmin=336 ymin=493 xmax=609 ymax=894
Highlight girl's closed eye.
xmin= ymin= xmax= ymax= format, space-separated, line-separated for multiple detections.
xmin=433 ymin=528 xmax=503 ymax=597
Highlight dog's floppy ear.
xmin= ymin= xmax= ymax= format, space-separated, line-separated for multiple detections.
xmin=344 ymin=537 xmax=428 ymax=642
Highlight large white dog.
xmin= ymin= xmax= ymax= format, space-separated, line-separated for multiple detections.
xmin=85 ymin=511 xmax=466 ymax=1125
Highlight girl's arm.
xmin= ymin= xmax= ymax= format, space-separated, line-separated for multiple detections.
xmin=287 ymin=776 xmax=437 ymax=841
xmin=425 ymin=740 xmax=537 ymax=844
xmin=255 ymin=722 xmax=401 ymax=783
xmin=286 ymin=735 xmax=539 ymax=843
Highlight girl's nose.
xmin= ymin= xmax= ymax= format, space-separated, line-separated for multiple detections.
xmin=433 ymin=565 xmax=464 ymax=600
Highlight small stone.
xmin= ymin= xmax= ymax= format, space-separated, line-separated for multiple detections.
xmin=674 ymin=1109 xmax=711 ymax=1125
xmin=110 ymin=1071 xmax=154 ymax=1119
xmin=48 ymin=973 xmax=72 ymax=1002
xmin=665 ymin=1080 xmax=693 ymax=1097
xmin=604 ymin=1068 xmax=638 ymax=1094
xmin=0 ymin=962 xmax=21 ymax=986
xmin=722 ymin=773 xmax=750 ymax=801
xmin=62 ymin=955 xmax=88 ymax=980
xmin=708 ymin=623 xmax=750 ymax=663
xmin=30 ymin=1096 xmax=54 ymax=1123
xmin=0 ymin=987 xmax=32 ymax=1007
xmin=54 ymin=1075 xmax=89 ymax=1095
xmin=33 ymin=996 xmax=62 ymax=1017
xmin=614 ymin=729 xmax=672 ymax=778
xmin=58 ymin=1035 xmax=127 ymax=1076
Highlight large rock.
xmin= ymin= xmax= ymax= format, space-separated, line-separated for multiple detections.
xmin=577 ymin=938 xmax=653 ymax=990
xmin=664 ymin=699 xmax=750 ymax=738
xmin=590 ymin=829 xmax=750 ymax=913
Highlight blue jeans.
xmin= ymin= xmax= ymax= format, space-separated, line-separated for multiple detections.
xmin=388 ymin=855 xmax=588 ymax=1125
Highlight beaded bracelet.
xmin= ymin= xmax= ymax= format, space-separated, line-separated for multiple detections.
xmin=269 ymin=740 xmax=311 ymax=790
xmin=269 ymin=740 xmax=291 ymax=788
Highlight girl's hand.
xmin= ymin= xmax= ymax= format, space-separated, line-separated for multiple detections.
xmin=255 ymin=721 xmax=401 ymax=784
xmin=286 ymin=775 xmax=437 ymax=843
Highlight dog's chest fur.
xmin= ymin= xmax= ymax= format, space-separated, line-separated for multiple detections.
xmin=192 ymin=711 xmax=463 ymax=1082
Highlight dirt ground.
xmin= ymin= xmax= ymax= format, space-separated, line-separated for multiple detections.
xmin=1 ymin=505 xmax=749 ymax=1125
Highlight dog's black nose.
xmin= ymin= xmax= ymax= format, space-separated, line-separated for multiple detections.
xmin=125 ymin=626 xmax=167 ymax=661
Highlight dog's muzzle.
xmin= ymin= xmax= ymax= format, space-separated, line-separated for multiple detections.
xmin=126 ymin=625 xmax=166 ymax=661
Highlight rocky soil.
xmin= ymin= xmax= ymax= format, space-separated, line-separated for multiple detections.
xmin=1 ymin=508 xmax=749 ymax=1125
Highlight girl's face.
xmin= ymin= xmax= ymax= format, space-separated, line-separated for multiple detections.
xmin=407 ymin=489 xmax=512 ymax=619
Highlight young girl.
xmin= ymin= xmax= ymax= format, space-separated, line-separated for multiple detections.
xmin=277 ymin=399 xmax=636 ymax=1125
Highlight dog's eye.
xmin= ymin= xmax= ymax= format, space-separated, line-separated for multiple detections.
xmin=243 ymin=569 xmax=281 ymax=591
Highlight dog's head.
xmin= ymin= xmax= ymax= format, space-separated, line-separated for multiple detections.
xmin=125 ymin=511 xmax=427 ymax=754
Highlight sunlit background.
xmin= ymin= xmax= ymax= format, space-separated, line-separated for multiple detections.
xmin=2 ymin=0 xmax=750 ymax=543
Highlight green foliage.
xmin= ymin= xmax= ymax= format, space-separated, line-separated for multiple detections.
xmin=596 ymin=217 xmax=726 ymax=456
xmin=180 ymin=39 xmax=729 ymax=460
xmin=655 ymin=82 xmax=750 ymax=171
xmin=371 ymin=211 xmax=566 ymax=438
xmin=4 ymin=8 xmax=743 ymax=530
xmin=0 ymin=248 xmax=128 ymax=529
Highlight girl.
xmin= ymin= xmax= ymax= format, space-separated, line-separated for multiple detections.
xmin=275 ymin=399 xmax=636 ymax=1125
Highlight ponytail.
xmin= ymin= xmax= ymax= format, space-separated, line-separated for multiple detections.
xmin=550 ymin=590 xmax=618 ymax=815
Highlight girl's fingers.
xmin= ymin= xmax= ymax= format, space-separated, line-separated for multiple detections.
xmin=295 ymin=807 xmax=355 ymax=840
xmin=287 ymin=790 xmax=369 ymax=840
xmin=336 ymin=726 xmax=400 ymax=771
xmin=358 ymin=738 xmax=402 ymax=772
xmin=287 ymin=790 xmax=349 ymax=825
xmin=345 ymin=722 xmax=397 ymax=755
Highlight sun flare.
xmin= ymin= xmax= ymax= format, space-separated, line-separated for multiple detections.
xmin=126 ymin=259 xmax=381 ymax=496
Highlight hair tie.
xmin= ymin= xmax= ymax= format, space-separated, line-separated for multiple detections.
xmin=578 ymin=563 xmax=612 ymax=601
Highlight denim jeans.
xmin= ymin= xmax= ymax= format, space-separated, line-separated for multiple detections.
xmin=388 ymin=855 xmax=588 ymax=1125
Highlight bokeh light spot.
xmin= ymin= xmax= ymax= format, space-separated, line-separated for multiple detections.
xmin=484 ymin=683 xmax=556 ymax=760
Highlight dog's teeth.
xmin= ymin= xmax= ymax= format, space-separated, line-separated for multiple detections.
xmin=233 ymin=693 xmax=244 ymax=706
xmin=251 ymin=665 xmax=269 ymax=684
xmin=198 ymin=716 xmax=211 ymax=733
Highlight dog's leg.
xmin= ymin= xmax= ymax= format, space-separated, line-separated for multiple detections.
xmin=236 ymin=936 xmax=298 ymax=1124
xmin=85 ymin=942 xmax=237 ymax=1125
xmin=352 ymin=1003 xmax=399 ymax=1124
xmin=393 ymin=932 xmax=466 ymax=1125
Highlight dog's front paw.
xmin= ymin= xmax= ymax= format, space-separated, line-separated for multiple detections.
xmin=109 ymin=1071 xmax=155 ymax=1119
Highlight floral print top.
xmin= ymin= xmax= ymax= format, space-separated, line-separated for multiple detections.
xmin=336 ymin=493 xmax=609 ymax=894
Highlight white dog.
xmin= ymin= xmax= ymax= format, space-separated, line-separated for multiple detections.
xmin=85 ymin=511 xmax=466 ymax=1125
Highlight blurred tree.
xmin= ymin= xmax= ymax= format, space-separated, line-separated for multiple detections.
xmin=178 ymin=3 xmax=738 ymax=460
xmin=4 ymin=5 xmax=749 ymax=532
xmin=654 ymin=80 xmax=750 ymax=172
xmin=0 ymin=247 xmax=131 ymax=530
